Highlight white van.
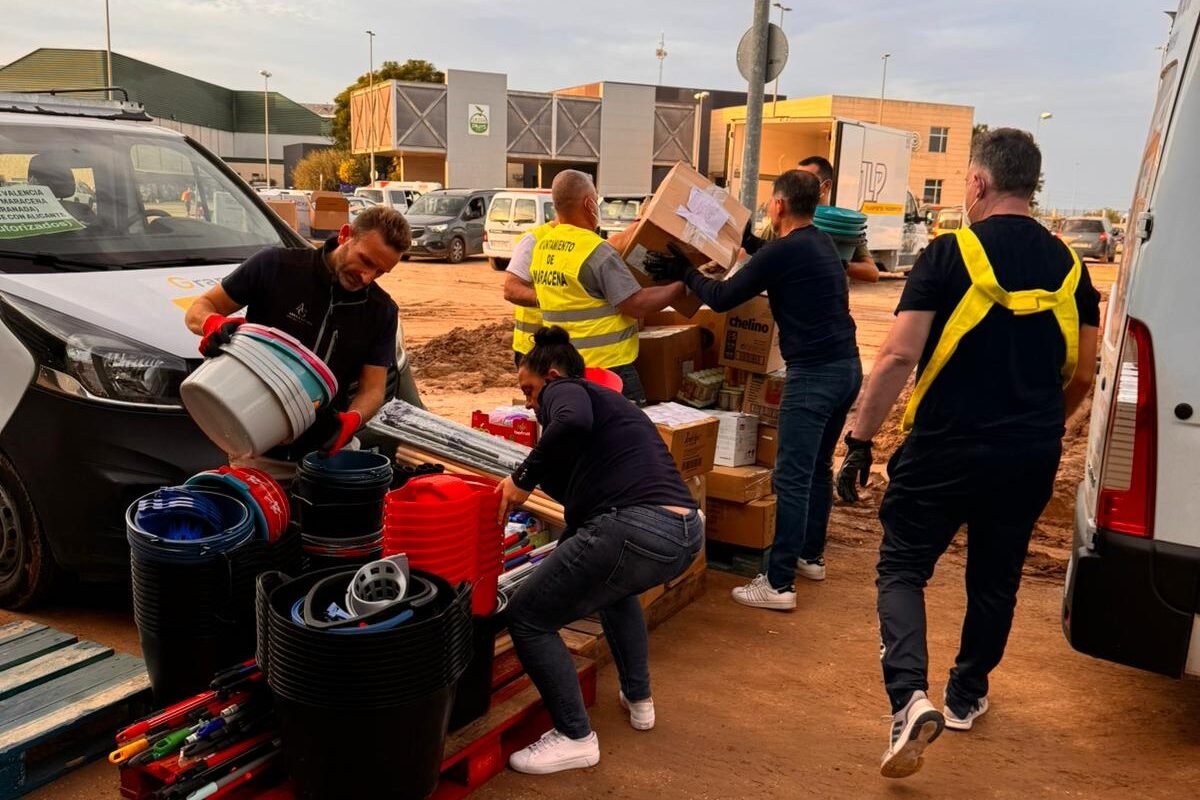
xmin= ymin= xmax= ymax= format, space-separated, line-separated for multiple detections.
xmin=0 ymin=93 xmax=420 ymax=608
xmin=1062 ymin=1 xmax=1200 ymax=678
xmin=482 ymin=189 xmax=555 ymax=270
xmin=354 ymin=180 xmax=442 ymax=214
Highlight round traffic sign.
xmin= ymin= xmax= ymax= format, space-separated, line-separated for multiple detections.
xmin=737 ymin=23 xmax=790 ymax=84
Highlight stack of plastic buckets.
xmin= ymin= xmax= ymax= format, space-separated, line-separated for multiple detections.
xmin=181 ymin=324 xmax=337 ymax=459
xmin=814 ymin=205 xmax=870 ymax=261
xmin=384 ymin=474 xmax=504 ymax=728
xmin=127 ymin=486 xmax=267 ymax=705
xmin=257 ymin=567 xmax=473 ymax=800
xmin=293 ymin=450 xmax=393 ymax=569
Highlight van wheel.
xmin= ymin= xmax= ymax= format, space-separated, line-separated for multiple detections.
xmin=0 ymin=452 xmax=58 ymax=609
xmin=447 ymin=237 xmax=467 ymax=264
xmin=489 ymin=258 xmax=510 ymax=271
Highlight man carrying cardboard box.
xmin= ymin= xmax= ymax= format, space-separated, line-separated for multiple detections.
xmin=503 ymin=171 xmax=686 ymax=404
xmin=646 ymin=170 xmax=861 ymax=610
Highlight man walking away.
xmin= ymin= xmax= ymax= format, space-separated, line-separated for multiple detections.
xmin=835 ymin=128 xmax=1100 ymax=778
xmin=646 ymin=170 xmax=861 ymax=608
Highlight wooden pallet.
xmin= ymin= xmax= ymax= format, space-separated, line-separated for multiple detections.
xmin=705 ymin=540 xmax=771 ymax=578
xmin=0 ymin=621 xmax=151 ymax=800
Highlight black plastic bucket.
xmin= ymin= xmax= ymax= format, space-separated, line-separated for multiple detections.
xmin=449 ymin=615 xmax=497 ymax=731
xmin=274 ymin=685 xmax=456 ymax=800
xmin=293 ymin=451 xmax=391 ymax=538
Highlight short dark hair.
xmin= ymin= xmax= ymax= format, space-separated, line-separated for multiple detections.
xmin=351 ymin=205 xmax=412 ymax=253
xmin=521 ymin=326 xmax=585 ymax=379
xmin=772 ymin=170 xmax=822 ymax=218
xmin=798 ymin=155 xmax=834 ymax=185
xmin=970 ymin=127 xmax=1041 ymax=198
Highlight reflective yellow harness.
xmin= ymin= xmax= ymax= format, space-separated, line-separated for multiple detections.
xmin=512 ymin=223 xmax=556 ymax=355
xmin=901 ymin=227 xmax=1082 ymax=432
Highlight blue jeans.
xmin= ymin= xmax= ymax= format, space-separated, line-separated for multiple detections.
xmin=506 ymin=505 xmax=704 ymax=738
xmin=767 ymin=357 xmax=863 ymax=590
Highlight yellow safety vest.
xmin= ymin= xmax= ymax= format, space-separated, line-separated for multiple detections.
xmin=901 ymin=227 xmax=1082 ymax=432
xmin=512 ymin=223 xmax=556 ymax=355
xmin=529 ymin=224 xmax=639 ymax=369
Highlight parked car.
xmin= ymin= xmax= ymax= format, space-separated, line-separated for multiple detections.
xmin=0 ymin=92 xmax=421 ymax=607
xmin=403 ymin=189 xmax=497 ymax=264
xmin=931 ymin=207 xmax=964 ymax=239
xmin=1062 ymin=2 xmax=1200 ymax=678
xmin=1057 ymin=216 xmax=1117 ymax=262
xmin=347 ymin=194 xmax=377 ymax=220
xmin=598 ymin=194 xmax=647 ymax=239
xmin=482 ymin=189 xmax=555 ymax=270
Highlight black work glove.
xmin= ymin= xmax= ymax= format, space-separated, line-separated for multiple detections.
xmin=304 ymin=406 xmax=362 ymax=458
xmin=741 ymin=218 xmax=757 ymax=249
xmin=836 ymin=434 xmax=874 ymax=504
xmin=642 ymin=243 xmax=693 ymax=283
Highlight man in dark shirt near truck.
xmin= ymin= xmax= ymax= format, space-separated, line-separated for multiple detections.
xmin=646 ymin=169 xmax=862 ymax=610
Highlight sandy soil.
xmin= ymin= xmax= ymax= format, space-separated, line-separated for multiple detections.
xmin=21 ymin=259 xmax=1161 ymax=800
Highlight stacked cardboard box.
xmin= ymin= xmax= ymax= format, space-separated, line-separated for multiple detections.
xmin=711 ymin=410 xmax=758 ymax=467
xmin=635 ymin=325 xmax=704 ymax=404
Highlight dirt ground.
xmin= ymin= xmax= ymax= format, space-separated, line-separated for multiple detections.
xmin=24 ymin=257 xmax=1188 ymax=800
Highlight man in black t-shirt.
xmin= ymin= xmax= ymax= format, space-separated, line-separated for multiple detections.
xmin=835 ymin=129 xmax=1100 ymax=779
xmin=185 ymin=206 xmax=410 ymax=457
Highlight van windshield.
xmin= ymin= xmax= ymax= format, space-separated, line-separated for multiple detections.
xmin=600 ymin=199 xmax=641 ymax=223
xmin=356 ymin=189 xmax=384 ymax=203
xmin=1062 ymin=219 xmax=1103 ymax=233
xmin=0 ymin=123 xmax=292 ymax=273
xmin=408 ymin=194 xmax=466 ymax=217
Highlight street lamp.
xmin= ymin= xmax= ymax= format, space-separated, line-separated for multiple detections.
xmin=104 ymin=0 xmax=113 ymax=100
xmin=259 ymin=70 xmax=271 ymax=189
xmin=771 ymin=3 xmax=792 ymax=117
xmin=878 ymin=53 xmax=891 ymax=125
xmin=656 ymin=33 xmax=668 ymax=86
xmin=366 ymin=30 xmax=376 ymax=183
xmin=1036 ymin=111 xmax=1053 ymax=141
xmin=692 ymin=91 xmax=710 ymax=168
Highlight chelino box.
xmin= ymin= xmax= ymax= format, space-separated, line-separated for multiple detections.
xmin=718 ymin=296 xmax=784 ymax=374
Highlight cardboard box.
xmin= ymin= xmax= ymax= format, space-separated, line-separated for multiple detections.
xmin=707 ymin=465 xmax=773 ymax=504
xmin=619 ymin=163 xmax=752 ymax=316
xmin=653 ymin=418 xmax=718 ymax=480
xmin=635 ymin=326 xmax=703 ymax=404
xmin=711 ymin=411 xmax=758 ymax=467
xmin=310 ymin=191 xmax=350 ymax=233
xmin=685 ymin=474 xmax=707 ymax=514
xmin=667 ymin=547 xmax=707 ymax=588
xmin=742 ymin=370 xmax=787 ymax=427
xmin=706 ymin=496 xmax=777 ymax=550
xmin=756 ymin=425 xmax=779 ymax=468
xmin=644 ymin=306 xmax=726 ymax=368
xmin=718 ymin=295 xmax=785 ymax=374
xmin=265 ymin=199 xmax=298 ymax=231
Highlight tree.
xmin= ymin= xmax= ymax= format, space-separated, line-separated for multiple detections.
xmin=331 ymin=59 xmax=444 ymax=150
xmin=291 ymin=148 xmax=348 ymax=191
xmin=971 ymin=122 xmax=989 ymax=144
xmin=337 ymin=156 xmax=369 ymax=186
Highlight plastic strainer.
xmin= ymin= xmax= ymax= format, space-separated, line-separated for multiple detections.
xmin=346 ymin=554 xmax=410 ymax=617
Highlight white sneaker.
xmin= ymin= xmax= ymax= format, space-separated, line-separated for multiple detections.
xmin=796 ymin=557 xmax=826 ymax=581
xmin=509 ymin=729 xmax=600 ymax=775
xmin=619 ymin=691 xmax=655 ymax=731
xmin=731 ymin=574 xmax=796 ymax=611
xmin=943 ymin=695 xmax=989 ymax=731
xmin=880 ymin=691 xmax=945 ymax=779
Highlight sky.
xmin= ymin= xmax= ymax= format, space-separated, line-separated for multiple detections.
xmin=4 ymin=0 xmax=1175 ymax=212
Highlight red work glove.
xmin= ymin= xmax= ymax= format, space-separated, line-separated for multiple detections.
xmin=316 ymin=409 xmax=362 ymax=457
xmin=198 ymin=315 xmax=245 ymax=358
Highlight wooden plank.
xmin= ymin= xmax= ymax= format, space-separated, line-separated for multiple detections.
xmin=0 ymin=660 xmax=149 ymax=753
xmin=0 ymin=642 xmax=112 ymax=701
xmin=0 ymin=622 xmax=45 ymax=649
xmin=0 ymin=654 xmax=142 ymax=730
xmin=0 ymin=629 xmax=75 ymax=673
xmin=565 ymin=618 xmax=605 ymax=637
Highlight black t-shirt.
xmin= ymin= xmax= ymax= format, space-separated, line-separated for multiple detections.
xmin=897 ymin=215 xmax=1102 ymax=440
xmin=221 ymin=238 xmax=398 ymax=410
xmin=512 ymin=378 xmax=697 ymax=529
xmin=684 ymin=225 xmax=859 ymax=368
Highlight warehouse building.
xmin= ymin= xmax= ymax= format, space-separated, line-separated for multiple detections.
xmin=0 ymin=48 xmax=332 ymax=187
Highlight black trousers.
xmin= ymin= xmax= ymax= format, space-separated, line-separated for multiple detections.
xmin=876 ymin=435 xmax=1061 ymax=713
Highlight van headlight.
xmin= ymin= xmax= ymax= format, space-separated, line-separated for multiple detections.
xmin=0 ymin=293 xmax=187 ymax=408
xmin=429 ymin=224 xmax=448 ymax=233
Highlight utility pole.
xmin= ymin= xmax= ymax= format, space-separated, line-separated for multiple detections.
xmin=366 ymin=30 xmax=376 ymax=183
xmin=878 ymin=53 xmax=891 ymax=125
xmin=259 ymin=70 xmax=271 ymax=188
xmin=771 ymin=3 xmax=791 ymax=117
xmin=656 ymin=33 xmax=668 ymax=85
xmin=104 ymin=0 xmax=113 ymax=100
xmin=739 ymin=0 xmax=770 ymax=211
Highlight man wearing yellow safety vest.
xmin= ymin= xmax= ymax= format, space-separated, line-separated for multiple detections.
xmin=505 ymin=170 xmax=686 ymax=404
xmin=503 ymin=222 xmax=557 ymax=365
xmin=834 ymin=129 xmax=1101 ymax=779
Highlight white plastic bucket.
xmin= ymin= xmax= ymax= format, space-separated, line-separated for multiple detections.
xmin=181 ymin=356 xmax=294 ymax=458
